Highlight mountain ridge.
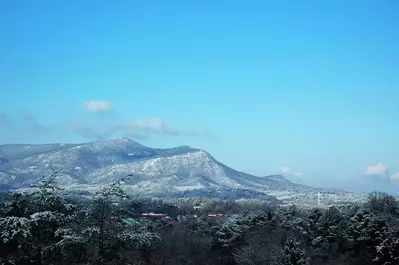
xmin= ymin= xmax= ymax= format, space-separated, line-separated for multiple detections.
xmin=0 ymin=138 xmax=364 ymax=204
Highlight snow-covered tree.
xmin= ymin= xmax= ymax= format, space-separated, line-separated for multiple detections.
xmin=367 ymin=192 xmax=399 ymax=217
xmin=84 ymin=177 xmax=160 ymax=263
xmin=373 ymin=232 xmax=399 ymax=265
xmin=1 ymin=192 xmax=29 ymax=218
xmin=281 ymin=236 xmax=310 ymax=265
xmin=0 ymin=216 xmax=32 ymax=263
xmin=85 ymin=178 xmax=129 ymax=257
xmin=32 ymin=173 xmax=65 ymax=212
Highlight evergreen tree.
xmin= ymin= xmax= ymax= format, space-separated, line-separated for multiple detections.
xmin=281 ymin=236 xmax=310 ymax=265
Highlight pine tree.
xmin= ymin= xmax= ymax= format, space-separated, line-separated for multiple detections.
xmin=281 ymin=236 xmax=310 ymax=265
xmin=373 ymin=231 xmax=399 ymax=265
xmin=84 ymin=176 xmax=160 ymax=264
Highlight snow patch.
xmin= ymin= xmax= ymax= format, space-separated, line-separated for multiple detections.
xmin=175 ymin=185 xmax=204 ymax=191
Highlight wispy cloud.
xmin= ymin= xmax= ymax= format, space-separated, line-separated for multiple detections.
xmin=77 ymin=100 xmax=215 ymax=140
xmin=20 ymin=111 xmax=50 ymax=133
xmin=0 ymin=100 xmax=216 ymax=142
xmin=365 ymin=163 xmax=388 ymax=175
xmin=122 ymin=118 xmax=180 ymax=136
xmin=0 ymin=111 xmax=51 ymax=143
xmin=72 ymin=116 xmax=206 ymax=141
xmin=280 ymin=167 xmax=291 ymax=173
xmin=390 ymin=172 xmax=399 ymax=181
xmin=0 ymin=112 xmax=13 ymax=127
xmin=83 ymin=100 xmax=111 ymax=112
xmin=280 ymin=166 xmax=304 ymax=177
xmin=73 ymin=122 xmax=112 ymax=140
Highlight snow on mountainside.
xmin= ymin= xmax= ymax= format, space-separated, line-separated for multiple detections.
xmin=0 ymin=138 xmax=365 ymax=204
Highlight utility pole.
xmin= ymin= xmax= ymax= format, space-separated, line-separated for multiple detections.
xmin=317 ymin=192 xmax=321 ymax=206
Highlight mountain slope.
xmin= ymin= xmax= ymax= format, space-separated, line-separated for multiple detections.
xmin=0 ymin=138 xmax=363 ymax=204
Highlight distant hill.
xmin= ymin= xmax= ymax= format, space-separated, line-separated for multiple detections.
xmin=0 ymin=138 xmax=364 ymax=205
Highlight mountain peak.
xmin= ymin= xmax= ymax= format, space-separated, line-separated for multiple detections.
xmin=80 ymin=138 xmax=151 ymax=150
xmin=264 ymin=175 xmax=290 ymax=182
xmin=90 ymin=137 xmax=140 ymax=145
xmin=120 ymin=137 xmax=140 ymax=144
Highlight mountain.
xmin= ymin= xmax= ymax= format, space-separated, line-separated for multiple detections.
xmin=0 ymin=157 xmax=9 ymax=165
xmin=0 ymin=138 xmax=364 ymax=204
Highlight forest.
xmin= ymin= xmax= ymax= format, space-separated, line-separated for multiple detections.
xmin=1 ymin=176 xmax=399 ymax=265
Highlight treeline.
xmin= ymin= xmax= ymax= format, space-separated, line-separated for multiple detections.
xmin=1 ymin=176 xmax=399 ymax=265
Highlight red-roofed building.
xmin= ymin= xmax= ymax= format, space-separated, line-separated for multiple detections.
xmin=140 ymin=213 xmax=167 ymax=219
xmin=207 ymin=214 xmax=223 ymax=219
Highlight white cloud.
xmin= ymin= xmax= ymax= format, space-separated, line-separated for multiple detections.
xmin=365 ymin=163 xmax=388 ymax=175
xmin=123 ymin=118 xmax=179 ymax=135
xmin=130 ymin=118 xmax=170 ymax=132
xmin=83 ymin=100 xmax=111 ymax=112
xmin=280 ymin=167 xmax=304 ymax=177
xmin=390 ymin=172 xmax=399 ymax=181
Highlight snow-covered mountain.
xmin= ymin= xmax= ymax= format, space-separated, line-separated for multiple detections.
xmin=0 ymin=138 xmax=364 ymax=204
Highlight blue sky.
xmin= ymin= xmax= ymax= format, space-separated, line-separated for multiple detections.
xmin=0 ymin=0 xmax=398 ymax=187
